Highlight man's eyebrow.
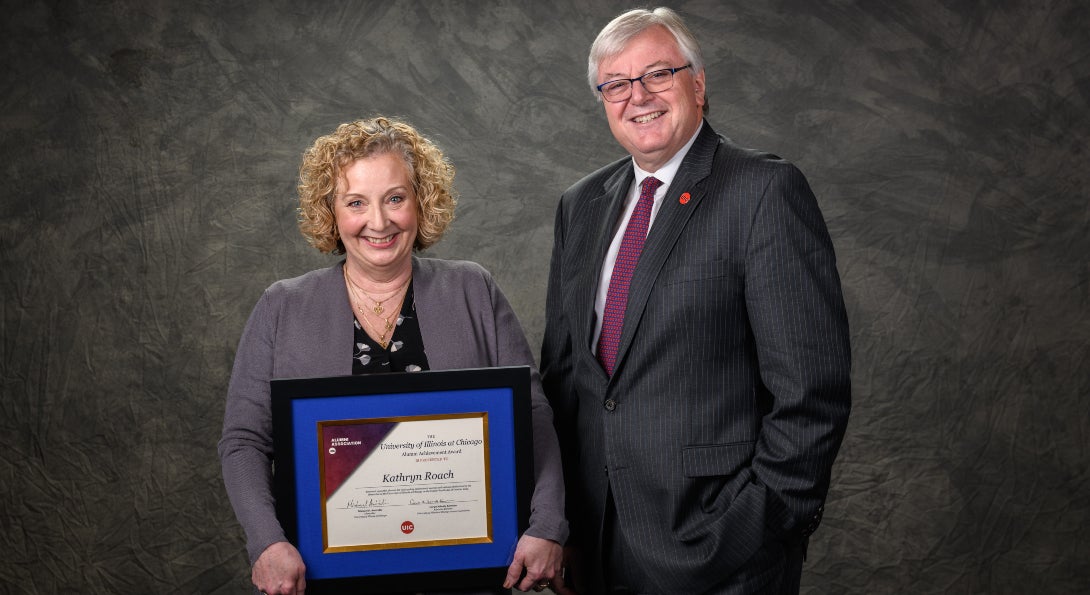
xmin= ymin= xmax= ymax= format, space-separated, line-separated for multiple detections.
xmin=601 ymin=60 xmax=672 ymax=79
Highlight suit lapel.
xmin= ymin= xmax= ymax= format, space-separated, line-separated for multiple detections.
xmin=575 ymin=165 xmax=634 ymax=369
xmin=612 ymin=124 xmax=720 ymax=376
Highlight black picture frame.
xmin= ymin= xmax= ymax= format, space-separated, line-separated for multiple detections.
xmin=271 ymin=366 xmax=534 ymax=594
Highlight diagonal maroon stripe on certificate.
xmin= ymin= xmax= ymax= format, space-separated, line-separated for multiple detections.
xmin=321 ymin=422 xmax=397 ymax=497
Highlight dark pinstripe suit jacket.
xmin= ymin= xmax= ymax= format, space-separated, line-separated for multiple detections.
xmin=541 ymin=121 xmax=851 ymax=594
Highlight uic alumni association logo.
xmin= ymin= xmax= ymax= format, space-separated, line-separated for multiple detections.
xmin=401 ymin=521 xmax=415 ymax=534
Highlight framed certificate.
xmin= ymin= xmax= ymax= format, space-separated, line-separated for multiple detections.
xmin=271 ymin=366 xmax=533 ymax=594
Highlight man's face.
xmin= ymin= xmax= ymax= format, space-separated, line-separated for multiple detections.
xmin=597 ymin=26 xmax=706 ymax=172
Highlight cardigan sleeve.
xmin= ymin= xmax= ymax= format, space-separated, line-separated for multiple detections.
xmin=486 ymin=273 xmax=571 ymax=545
xmin=217 ymin=289 xmax=288 ymax=565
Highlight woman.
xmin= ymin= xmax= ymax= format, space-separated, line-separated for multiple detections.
xmin=218 ymin=117 xmax=567 ymax=595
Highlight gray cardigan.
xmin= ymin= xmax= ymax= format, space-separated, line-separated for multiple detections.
xmin=219 ymin=257 xmax=568 ymax=564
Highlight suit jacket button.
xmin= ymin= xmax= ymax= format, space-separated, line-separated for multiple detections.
xmin=604 ymin=399 xmax=617 ymax=411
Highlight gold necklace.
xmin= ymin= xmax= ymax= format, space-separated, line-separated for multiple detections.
xmin=344 ymin=266 xmax=409 ymax=316
xmin=343 ymin=266 xmax=410 ymax=349
xmin=360 ymin=291 xmax=406 ymax=349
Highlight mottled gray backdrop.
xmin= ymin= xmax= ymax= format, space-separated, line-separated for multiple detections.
xmin=2 ymin=0 xmax=1087 ymax=593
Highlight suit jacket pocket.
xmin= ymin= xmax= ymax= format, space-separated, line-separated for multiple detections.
xmin=659 ymin=259 xmax=734 ymax=286
xmin=683 ymin=442 xmax=756 ymax=516
xmin=682 ymin=441 xmax=755 ymax=478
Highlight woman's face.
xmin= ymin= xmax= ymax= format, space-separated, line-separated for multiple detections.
xmin=333 ymin=152 xmax=418 ymax=279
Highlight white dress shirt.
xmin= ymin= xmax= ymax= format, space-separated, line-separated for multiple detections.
xmin=591 ymin=125 xmax=703 ymax=352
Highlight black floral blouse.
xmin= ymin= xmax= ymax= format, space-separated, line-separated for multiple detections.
xmin=350 ymin=282 xmax=430 ymax=374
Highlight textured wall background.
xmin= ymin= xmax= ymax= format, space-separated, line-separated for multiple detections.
xmin=2 ymin=0 xmax=1087 ymax=593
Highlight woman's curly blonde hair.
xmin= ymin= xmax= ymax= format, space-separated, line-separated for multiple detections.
xmin=297 ymin=116 xmax=456 ymax=253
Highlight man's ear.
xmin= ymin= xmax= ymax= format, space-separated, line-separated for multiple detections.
xmin=693 ymin=68 xmax=707 ymax=108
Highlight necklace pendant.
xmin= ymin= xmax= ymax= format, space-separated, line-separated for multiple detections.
xmin=372 ymin=304 xmax=384 ymax=316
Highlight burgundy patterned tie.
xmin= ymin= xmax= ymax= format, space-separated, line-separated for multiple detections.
xmin=597 ymin=176 xmax=662 ymax=375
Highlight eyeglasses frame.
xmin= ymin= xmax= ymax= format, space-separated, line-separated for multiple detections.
xmin=595 ymin=64 xmax=694 ymax=102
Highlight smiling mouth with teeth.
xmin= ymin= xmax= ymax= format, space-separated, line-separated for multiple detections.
xmin=365 ymin=234 xmax=396 ymax=244
xmin=634 ymin=111 xmax=665 ymax=124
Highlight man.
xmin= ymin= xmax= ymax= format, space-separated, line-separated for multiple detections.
xmin=540 ymin=7 xmax=852 ymax=594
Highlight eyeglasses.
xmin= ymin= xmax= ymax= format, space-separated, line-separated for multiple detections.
xmin=596 ymin=64 xmax=693 ymax=102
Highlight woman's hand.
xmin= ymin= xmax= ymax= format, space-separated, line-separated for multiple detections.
xmin=503 ymin=534 xmax=564 ymax=592
xmin=549 ymin=546 xmax=580 ymax=595
xmin=252 ymin=541 xmax=306 ymax=595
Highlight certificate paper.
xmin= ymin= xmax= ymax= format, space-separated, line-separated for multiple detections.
xmin=271 ymin=367 xmax=532 ymax=591
xmin=319 ymin=413 xmax=491 ymax=552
